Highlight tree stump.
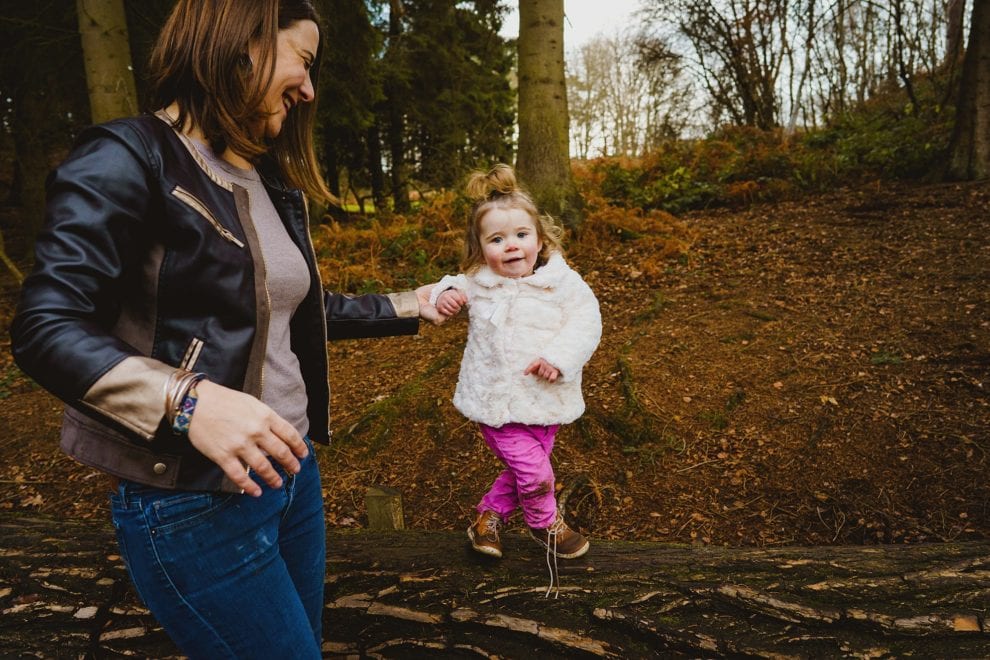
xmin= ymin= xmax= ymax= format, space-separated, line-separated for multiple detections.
xmin=366 ymin=485 xmax=405 ymax=530
xmin=0 ymin=513 xmax=987 ymax=658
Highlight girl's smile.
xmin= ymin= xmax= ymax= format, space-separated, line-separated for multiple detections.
xmin=479 ymin=208 xmax=543 ymax=278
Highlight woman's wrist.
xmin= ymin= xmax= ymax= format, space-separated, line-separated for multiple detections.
xmin=165 ymin=370 xmax=207 ymax=434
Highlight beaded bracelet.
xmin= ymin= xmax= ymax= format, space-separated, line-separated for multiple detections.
xmin=171 ymin=373 xmax=206 ymax=435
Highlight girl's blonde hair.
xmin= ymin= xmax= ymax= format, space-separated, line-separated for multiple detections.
xmin=462 ymin=164 xmax=564 ymax=272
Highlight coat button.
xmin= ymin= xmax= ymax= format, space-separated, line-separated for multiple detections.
xmin=153 ymin=463 xmax=167 ymax=475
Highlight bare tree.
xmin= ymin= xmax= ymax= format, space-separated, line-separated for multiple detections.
xmin=946 ymin=0 xmax=990 ymax=179
xmin=566 ymin=44 xmax=603 ymax=159
xmin=785 ymin=0 xmax=816 ymax=133
xmin=568 ymin=34 xmax=666 ymax=157
xmin=643 ymin=0 xmax=790 ymax=130
xmin=639 ymin=0 xmax=960 ymax=135
xmin=636 ymin=36 xmax=695 ymax=147
xmin=946 ymin=0 xmax=967 ymax=65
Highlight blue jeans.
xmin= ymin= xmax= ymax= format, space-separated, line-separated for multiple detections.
xmin=110 ymin=439 xmax=324 ymax=659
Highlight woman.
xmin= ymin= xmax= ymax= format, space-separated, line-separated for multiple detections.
xmin=11 ymin=1 xmax=440 ymax=656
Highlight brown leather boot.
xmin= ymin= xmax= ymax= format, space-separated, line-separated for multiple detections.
xmin=529 ymin=514 xmax=589 ymax=559
xmin=467 ymin=510 xmax=504 ymax=558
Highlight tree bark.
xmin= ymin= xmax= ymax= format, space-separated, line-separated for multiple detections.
xmin=76 ymin=0 xmax=138 ymax=124
xmin=2 ymin=513 xmax=988 ymax=658
xmin=946 ymin=0 xmax=966 ymax=67
xmin=386 ymin=0 xmax=409 ymax=213
xmin=946 ymin=0 xmax=990 ymax=180
xmin=516 ymin=0 xmax=583 ymax=230
xmin=368 ymin=123 xmax=386 ymax=213
xmin=10 ymin=82 xmax=50 ymax=258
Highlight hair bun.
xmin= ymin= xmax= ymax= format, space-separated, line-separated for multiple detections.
xmin=466 ymin=163 xmax=518 ymax=201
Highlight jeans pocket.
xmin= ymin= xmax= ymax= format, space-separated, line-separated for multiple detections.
xmin=146 ymin=490 xmax=237 ymax=534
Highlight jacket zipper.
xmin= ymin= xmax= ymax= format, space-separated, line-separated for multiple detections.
xmin=172 ymin=186 xmax=246 ymax=248
xmin=259 ymin=280 xmax=271 ymax=402
xmin=307 ymin=200 xmax=331 ymax=441
xmin=179 ymin=337 xmax=204 ymax=371
xmin=300 ymin=196 xmax=330 ymax=380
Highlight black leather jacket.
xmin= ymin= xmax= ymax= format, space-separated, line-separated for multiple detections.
xmin=11 ymin=114 xmax=419 ymax=492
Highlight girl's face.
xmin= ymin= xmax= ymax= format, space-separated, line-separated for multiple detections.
xmin=257 ymin=19 xmax=319 ymax=139
xmin=479 ymin=208 xmax=543 ymax=278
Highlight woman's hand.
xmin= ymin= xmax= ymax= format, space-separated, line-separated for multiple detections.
xmin=436 ymin=288 xmax=467 ymax=317
xmin=415 ymin=283 xmax=449 ymax=325
xmin=524 ymin=358 xmax=560 ymax=383
xmin=187 ymin=381 xmax=309 ymax=497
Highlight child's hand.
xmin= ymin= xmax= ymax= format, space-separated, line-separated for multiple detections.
xmin=416 ymin=284 xmax=449 ymax=325
xmin=524 ymin=358 xmax=560 ymax=383
xmin=436 ymin=288 xmax=468 ymax=317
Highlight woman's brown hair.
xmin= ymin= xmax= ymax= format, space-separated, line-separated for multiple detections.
xmin=462 ymin=164 xmax=564 ymax=273
xmin=148 ymin=0 xmax=333 ymax=204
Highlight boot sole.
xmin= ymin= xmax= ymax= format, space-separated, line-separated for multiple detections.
xmin=467 ymin=525 xmax=503 ymax=558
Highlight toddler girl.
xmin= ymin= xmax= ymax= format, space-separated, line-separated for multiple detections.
xmin=431 ymin=164 xmax=601 ymax=568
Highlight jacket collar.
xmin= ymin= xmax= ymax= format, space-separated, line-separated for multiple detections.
xmin=154 ymin=111 xmax=287 ymax=195
xmin=472 ymin=251 xmax=567 ymax=289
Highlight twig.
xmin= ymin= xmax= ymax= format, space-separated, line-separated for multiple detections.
xmin=557 ymin=474 xmax=590 ymax=513
xmin=675 ymin=459 xmax=720 ymax=473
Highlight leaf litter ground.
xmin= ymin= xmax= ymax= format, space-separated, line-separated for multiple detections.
xmin=1 ymin=180 xmax=987 ymax=548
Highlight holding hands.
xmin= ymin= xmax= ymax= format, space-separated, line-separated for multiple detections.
xmin=435 ymin=288 xmax=468 ymax=317
xmin=416 ymin=284 xmax=457 ymax=325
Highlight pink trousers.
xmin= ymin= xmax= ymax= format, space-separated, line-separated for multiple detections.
xmin=477 ymin=422 xmax=560 ymax=529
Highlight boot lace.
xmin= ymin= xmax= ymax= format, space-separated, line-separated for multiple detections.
xmin=542 ymin=516 xmax=568 ymax=599
xmin=483 ymin=513 xmax=502 ymax=541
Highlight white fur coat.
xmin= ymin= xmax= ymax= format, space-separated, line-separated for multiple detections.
xmin=431 ymin=252 xmax=601 ymax=427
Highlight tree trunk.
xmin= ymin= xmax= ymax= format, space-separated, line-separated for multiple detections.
xmin=946 ymin=0 xmax=990 ymax=180
xmin=368 ymin=123 xmax=386 ymax=214
xmin=76 ymin=0 xmax=137 ymax=124
xmin=386 ymin=0 xmax=409 ymax=214
xmin=10 ymin=83 xmax=50 ymax=258
xmin=2 ymin=513 xmax=988 ymax=658
xmin=516 ymin=0 xmax=583 ymax=230
xmin=946 ymin=0 xmax=966 ymax=67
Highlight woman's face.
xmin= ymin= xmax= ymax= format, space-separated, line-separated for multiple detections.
xmin=258 ymin=19 xmax=319 ymax=139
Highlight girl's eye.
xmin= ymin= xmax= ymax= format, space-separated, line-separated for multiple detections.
xmin=517 ymin=232 xmax=528 ymax=239
xmin=491 ymin=237 xmax=502 ymax=244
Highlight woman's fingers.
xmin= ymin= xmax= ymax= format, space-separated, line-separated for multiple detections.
xmin=187 ymin=381 xmax=307 ymax=496
xmin=244 ymin=446 xmax=284 ymax=490
xmin=266 ymin=416 xmax=307 ymax=465
xmin=214 ymin=454 xmax=263 ymax=497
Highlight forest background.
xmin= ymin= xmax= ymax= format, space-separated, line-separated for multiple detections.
xmin=0 ymin=0 xmax=987 ymax=548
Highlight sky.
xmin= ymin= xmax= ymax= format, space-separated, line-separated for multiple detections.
xmin=499 ymin=0 xmax=643 ymax=49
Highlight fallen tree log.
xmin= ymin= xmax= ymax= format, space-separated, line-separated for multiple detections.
xmin=0 ymin=512 xmax=987 ymax=658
